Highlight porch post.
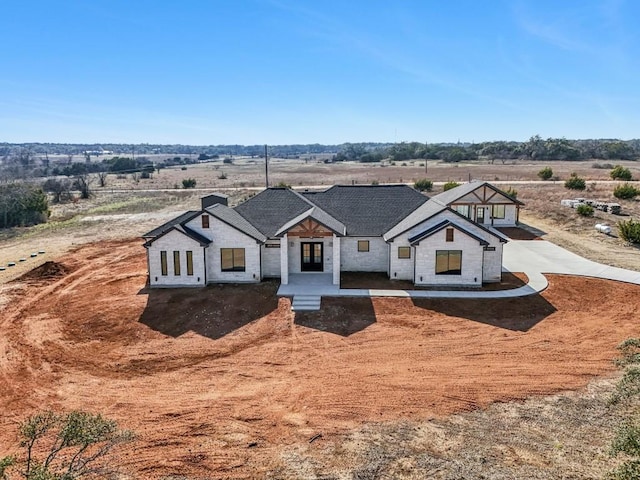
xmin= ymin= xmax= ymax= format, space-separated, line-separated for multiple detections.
xmin=332 ymin=235 xmax=340 ymax=286
xmin=280 ymin=233 xmax=288 ymax=284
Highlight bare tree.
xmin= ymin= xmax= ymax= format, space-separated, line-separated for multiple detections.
xmin=97 ymin=171 xmax=108 ymax=187
xmin=73 ymin=173 xmax=94 ymax=199
xmin=43 ymin=178 xmax=72 ymax=203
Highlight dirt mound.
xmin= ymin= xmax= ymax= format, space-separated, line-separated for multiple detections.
xmin=16 ymin=261 xmax=70 ymax=281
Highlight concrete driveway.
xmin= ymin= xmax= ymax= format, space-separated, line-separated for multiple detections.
xmin=503 ymin=240 xmax=640 ymax=285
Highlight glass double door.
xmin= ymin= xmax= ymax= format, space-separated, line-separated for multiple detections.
xmin=301 ymin=242 xmax=323 ymax=272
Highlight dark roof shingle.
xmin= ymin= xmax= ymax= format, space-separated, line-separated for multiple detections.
xmin=233 ymin=188 xmax=317 ymax=237
xmin=302 ymin=185 xmax=428 ymax=236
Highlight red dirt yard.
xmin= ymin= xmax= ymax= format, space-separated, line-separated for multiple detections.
xmin=1 ymin=238 xmax=639 ymax=478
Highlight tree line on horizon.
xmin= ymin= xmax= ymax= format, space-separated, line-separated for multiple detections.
xmin=1 ymin=136 xmax=639 ymax=162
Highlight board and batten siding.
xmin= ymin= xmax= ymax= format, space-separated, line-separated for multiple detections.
xmin=206 ymin=216 xmax=261 ymax=283
xmin=147 ymin=229 xmax=206 ymax=287
xmin=340 ymin=237 xmax=388 ymax=272
xmin=261 ymin=240 xmax=281 ymax=278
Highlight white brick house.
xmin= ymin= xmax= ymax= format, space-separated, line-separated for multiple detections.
xmin=143 ymin=182 xmax=519 ymax=288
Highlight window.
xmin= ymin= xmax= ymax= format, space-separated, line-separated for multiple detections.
xmin=186 ymin=251 xmax=194 ymax=276
xmin=173 ymin=251 xmax=181 ymax=276
xmin=398 ymin=246 xmax=411 ymax=259
xmin=201 ymin=214 xmax=210 ymax=228
xmin=221 ymin=248 xmax=245 ymax=272
xmin=160 ymin=251 xmax=168 ymax=276
xmin=435 ymin=250 xmax=462 ymax=275
xmin=454 ymin=205 xmax=470 ymax=218
xmin=492 ymin=205 xmax=505 ymax=219
xmin=357 ymin=240 xmax=369 ymax=252
xmin=445 ymin=228 xmax=454 ymax=242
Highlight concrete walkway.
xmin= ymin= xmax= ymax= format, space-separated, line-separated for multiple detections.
xmin=277 ymin=240 xmax=640 ymax=301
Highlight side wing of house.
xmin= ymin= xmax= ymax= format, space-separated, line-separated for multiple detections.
xmin=184 ymin=210 xmax=263 ymax=283
xmin=145 ymin=228 xmax=207 ymax=287
xmin=387 ymin=208 xmax=505 ymax=285
xmin=436 ymin=183 xmax=523 ymax=227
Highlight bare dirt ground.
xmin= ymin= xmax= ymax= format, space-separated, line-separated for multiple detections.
xmin=1 ymin=239 xmax=639 ymax=478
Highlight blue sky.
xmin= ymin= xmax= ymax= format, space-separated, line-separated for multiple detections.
xmin=1 ymin=0 xmax=638 ymax=145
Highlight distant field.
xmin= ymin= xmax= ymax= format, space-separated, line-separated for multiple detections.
xmin=86 ymin=157 xmax=640 ymax=191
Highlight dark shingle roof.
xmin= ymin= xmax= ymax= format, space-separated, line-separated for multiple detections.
xmin=206 ymin=204 xmax=266 ymax=242
xmin=142 ymin=211 xmax=200 ymax=238
xmin=302 ymin=185 xmax=428 ymax=236
xmin=233 ymin=188 xmax=318 ymax=237
xmin=143 ymin=223 xmax=211 ymax=247
xmin=383 ymin=199 xmax=449 ymax=240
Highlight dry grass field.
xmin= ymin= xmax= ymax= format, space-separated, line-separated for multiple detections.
xmin=1 ymin=159 xmax=639 ymax=478
xmin=100 ymin=157 xmax=640 ymax=190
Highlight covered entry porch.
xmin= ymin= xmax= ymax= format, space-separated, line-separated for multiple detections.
xmin=277 ymin=215 xmax=344 ymax=287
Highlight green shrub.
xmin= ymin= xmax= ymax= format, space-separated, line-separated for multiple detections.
xmin=564 ymin=173 xmax=586 ymax=190
xmin=182 ymin=178 xmax=197 ymax=188
xmin=537 ymin=167 xmax=553 ymax=180
xmin=618 ymin=219 xmax=640 ymax=244
xmin=611 ymin=165 xmax=633 ymax=181
xmin=413 ymin=178 xmax=433 ymax=192
xmin=443 ymin=181 xmax=460 ymax=191
xmin=576 ymin=204 xmax=594 ymax=216
xmin=504 ymin=186 xmax=518 ymax=199
xmin=614 ymin=184 xmax=640 ymax=200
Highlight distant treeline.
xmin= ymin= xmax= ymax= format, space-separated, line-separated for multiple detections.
xmin=1 ymin=137 xmax=638 ymax=163
xmin=336 ymin=137 xmax=640 ymax=163
xmin=0 ymin=143 xmax=349 ymax=158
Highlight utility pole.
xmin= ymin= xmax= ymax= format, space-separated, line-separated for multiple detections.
xmin=264 ymin=144 xmax=269 ymax=188
xmin=424 ymin=140 xmax=428 ymax=174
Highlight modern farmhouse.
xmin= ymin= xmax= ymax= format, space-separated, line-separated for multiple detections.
xmin=142 ymin=181 xmax=522 ymax=288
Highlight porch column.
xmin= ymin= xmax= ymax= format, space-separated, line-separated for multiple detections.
xmin=332 ymin=235 xmax=340 ymax=286
xmin=280 ymin=234 xmax=288 ymax=285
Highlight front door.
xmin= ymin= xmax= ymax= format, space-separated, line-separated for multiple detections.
xmin=301 ymin=242 xmax=323 ymax=272
xmin=476 ymin=206 xmax=485 ymax=224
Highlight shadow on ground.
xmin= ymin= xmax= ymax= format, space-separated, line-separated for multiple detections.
xmin=138 ymin=281 xmax=280 ymax=339
xmin=412 ymin=294 xmax=557 ymax=332
xmin=294 ymin=297 xmax=376 ymax=336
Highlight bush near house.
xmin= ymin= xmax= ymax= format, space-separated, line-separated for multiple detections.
xmin=413 ymin=178 xmax=433 ymax=192
xmin=576 ymin=204 xmax=594 ymax=217
xmin=443 ymin=181 xmax=460 ymax=191
xmin=614 ymin=184 xmax=640 ymax=200
xmin=611 ymin=165 xmax=633 ymax=181
xmin=565 ymin=173 xmax=586 ymax=190
xmin=618 ymin=219 xmax=640 ymax=244
xmin=182 ymin=178 xmax=197 ymax=189
xmin=538 ymin=167 xmax=553 ymax=180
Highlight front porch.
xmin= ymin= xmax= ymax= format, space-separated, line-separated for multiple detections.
xmin=277 ymin=273 xmax=339 ymax=296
